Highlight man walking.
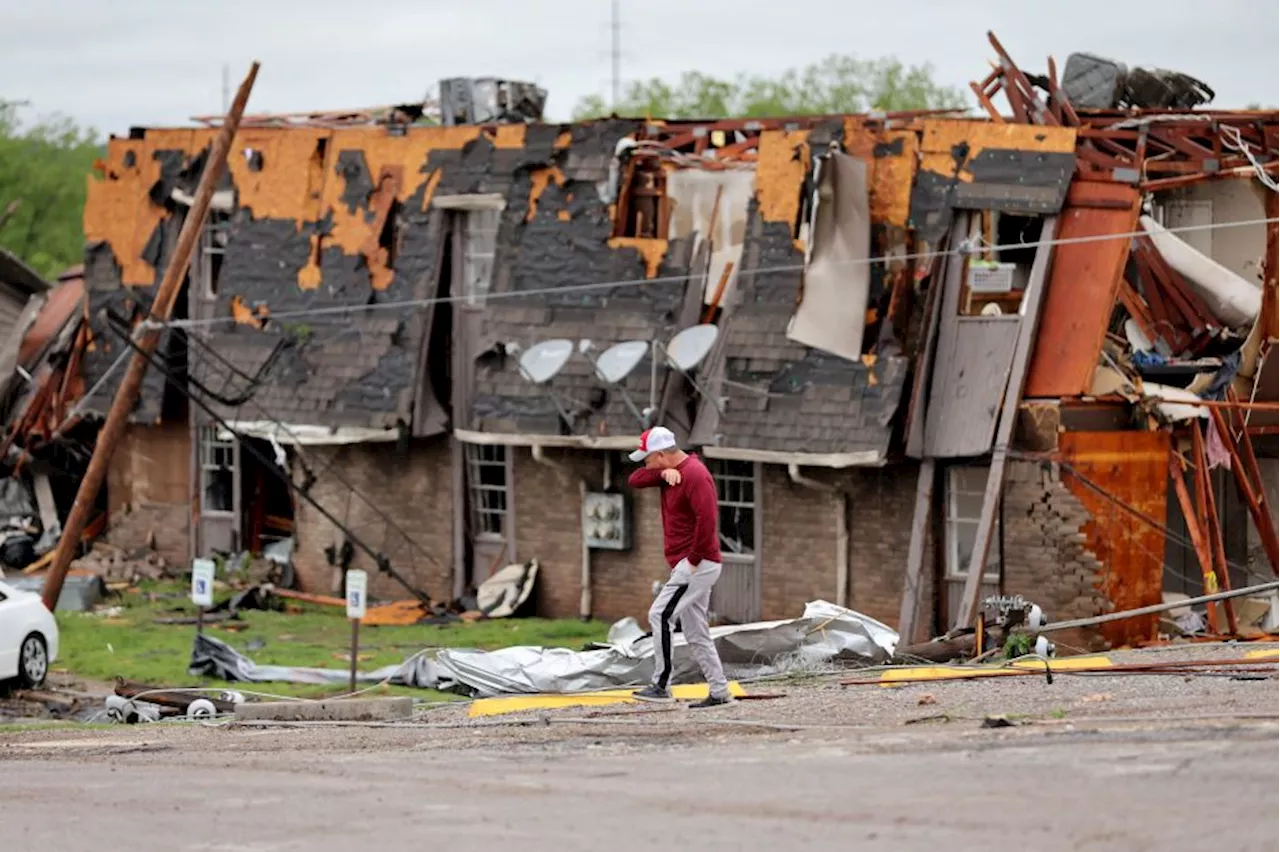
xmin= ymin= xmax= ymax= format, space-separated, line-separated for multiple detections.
xmin=626 ymin=426 xmax=732 ymax=708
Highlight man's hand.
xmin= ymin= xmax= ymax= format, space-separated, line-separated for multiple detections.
xmin=661 ymin=468 xmax=682 ymax=486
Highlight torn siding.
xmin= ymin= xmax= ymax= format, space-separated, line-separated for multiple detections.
xmin=713 ymin=206 xmax=908 ymax=457
xmin=709 ymin=123 xmax=915 ymax=459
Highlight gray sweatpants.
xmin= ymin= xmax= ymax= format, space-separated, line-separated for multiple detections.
xmin=648 ymin=558 xmax=729 ymax=699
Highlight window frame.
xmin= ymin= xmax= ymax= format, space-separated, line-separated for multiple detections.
xmin=707 ymin=458 xmax=758 ymax=564
xmin=465 ymin=443 xmax=510 ymax=542
xmin=944 ymin=465 xmax=1001 ymax=584
xmin=199 ymin=424 xmax=237 ymax=516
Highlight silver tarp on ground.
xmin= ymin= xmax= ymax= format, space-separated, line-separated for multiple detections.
xmin=189 ymin=633 xmax=442 ymax=688
xmin=189 ymin=601 xmax=898 ymax=697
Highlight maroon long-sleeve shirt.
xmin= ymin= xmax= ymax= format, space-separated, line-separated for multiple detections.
xmin=628 ymin=453 xmax=722 ymax=569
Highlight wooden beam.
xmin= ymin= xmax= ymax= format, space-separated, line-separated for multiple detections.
xmin=1191 ymin=422 xmax=1238 ymax=634
xmin=954 ymin=216 xmax=1059 ymax=629
xmin=905 ymin=220 xmax=965 ymax=459
xmin=1216 ymin=391 xmax=1280 ymax=574
xmin=896 ymin=459 xmax=937 ymax=643
xmin=1262 ymin=191 xmax=1279 ymax=341
xmin=1169 ymin=450 xmax=1221 ymax=628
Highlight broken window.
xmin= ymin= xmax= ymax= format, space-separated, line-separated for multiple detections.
xmin=708 ymin=459 xmax=756 ymax=558
xmin=197 ymin=210 xmax=231 ymax=299
xmin=613 ymin=153 xmax=669 ymax=239
xmin=465 ymin=444 xmax=509 ymax=539
xmin=199 ymin=425 xmax=236 ymax=514
xmin=461 ymin=209 xmax=500 ymax=306
xmin=960 ymin=212 xmax=1040 ymax=317
xmin=944 ymin=466 xmax=1001 ymax=584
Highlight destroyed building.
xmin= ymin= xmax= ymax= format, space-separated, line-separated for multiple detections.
xmin=5 ymin=34 xmax=1277 ymax=647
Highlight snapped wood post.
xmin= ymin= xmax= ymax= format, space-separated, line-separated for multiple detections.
xmin=41 ymin=62 xmax=261 ymax=611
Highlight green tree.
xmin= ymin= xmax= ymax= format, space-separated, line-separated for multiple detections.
xmin=573 ymin=54 xmax=969 ymax=120
xmin=0 ymin=101 xmax=102 ymax=280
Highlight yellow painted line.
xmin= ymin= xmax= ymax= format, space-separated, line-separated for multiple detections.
xmin=1244 ymin=648 xmax=1279 ymax=660
xmin=469 ymin=682 xmax=747 ymax=718
xmin=878 ymin=655 xmax=1114 ymax=686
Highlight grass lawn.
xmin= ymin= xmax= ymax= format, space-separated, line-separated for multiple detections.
xmin=53 ymin=581 xmax=611 ymax=700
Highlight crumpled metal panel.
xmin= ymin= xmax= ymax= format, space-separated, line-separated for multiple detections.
xmin=189 ymin=632 xmax=442 ymax=687
xmin=189 ymin=601 xmax=898 ymax=697
xmin=438 ymin=600 xmax=898 ymax=696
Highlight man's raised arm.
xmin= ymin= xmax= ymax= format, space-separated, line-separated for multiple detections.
xmin=628 ymin=467 xmax=664 ymax=489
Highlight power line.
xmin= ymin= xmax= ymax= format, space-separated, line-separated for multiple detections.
xmin=99 ymin=317 xmax=437 ymax=604
xmin=182 ymin=330 xmax=450 ymax=580
xmin=155 ymin=215 xmax=1279 ymax=332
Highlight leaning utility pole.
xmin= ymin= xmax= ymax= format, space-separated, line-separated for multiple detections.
xmin=40 ymin=62 xmax=260 ymax=611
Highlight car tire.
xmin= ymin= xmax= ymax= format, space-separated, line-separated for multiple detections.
xmin=17 ymin=633 xmax=48 ymax=689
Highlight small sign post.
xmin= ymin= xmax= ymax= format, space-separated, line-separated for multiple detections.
xmin=191 ymin=558 xmax=215 ymax=635
xmin=345 ymin=569 xmax=368 ymax=694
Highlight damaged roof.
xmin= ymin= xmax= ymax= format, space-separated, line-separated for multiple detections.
xmin=0 ymin=247 xmax=49 ymax=297
xmin=75 ymin=35 xmax=1279 ymax=466
xmin=80 ymin=112 xmax=946 ymax=461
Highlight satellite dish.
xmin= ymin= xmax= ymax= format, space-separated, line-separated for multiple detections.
xmin=665 ymin=324 xmax=719 ymax=372
xmin=518 ymin=339 xmax=574 ymax=384
xmin=594 ymin=340 xmax=649 ymax=384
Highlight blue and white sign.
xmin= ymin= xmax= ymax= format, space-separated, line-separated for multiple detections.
xmin=191 ymin=559 xmax=216 ymax=607
xmin=346 ymin=569 xmax=368 ymax=620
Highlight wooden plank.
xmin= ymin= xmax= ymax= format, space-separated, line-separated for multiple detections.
xmin=1025 ymin=182 xmax=1140 ymax=398
xmin=1262 ymin=192 xmax=1278 ymax=341
xmin=1192 ymin=422 xmax=1238 ymax=634
xmin=904 ymin=220 xmax=965 ymax=459
xmin=1215 ymin=395 xmax=1280 ymax=574
xmin=1169 ymin=452 xmax=1222 ymax=629
xmin=924 ymin=317 xmax=1021 ymax=457
xmin=896 ymin=460 xmax=937 ymax=643
xmin=954 ymin=216 xmax=1059 ymax=629
xmin=1116 ymin=278 xmax=1161 ymax=350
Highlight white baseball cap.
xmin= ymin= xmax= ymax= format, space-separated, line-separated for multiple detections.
xmin=629 ymin=426 xmax=677 ymax=462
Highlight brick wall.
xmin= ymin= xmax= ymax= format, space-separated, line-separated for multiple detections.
xmin=847 ymin=467 xmax=927 ymax=631
xmin=105 ymin=421 xmax=192 ymax=566
xmin=510 ymin=447 xmax=666 ymax=623
xmin=757 ymin=463 xmax=925 ymax=628
xmin=507 ymin=450 xmax=927 ymax=631
xmin=291 ymin=437 xmax=454 ymax=602
xmin=1001 ymin=460 xmax=1111 ymax=653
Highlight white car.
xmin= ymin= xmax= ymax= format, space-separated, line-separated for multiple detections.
xmin=0 ymin=579 xmax=59 ymax=688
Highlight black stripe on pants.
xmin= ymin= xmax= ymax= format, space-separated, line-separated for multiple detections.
xmin=657 ymin=584 xmax=688 ymax=690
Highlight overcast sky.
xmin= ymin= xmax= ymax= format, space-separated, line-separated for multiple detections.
xmin=3 ymin=0 xmax=1277 ymax=135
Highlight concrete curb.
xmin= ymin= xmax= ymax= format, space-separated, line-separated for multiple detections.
xmin=235 ymin=697 xmax=414 ymax=723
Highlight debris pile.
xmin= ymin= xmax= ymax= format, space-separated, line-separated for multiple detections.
xmin=188 ymin=600 xmax=899 ymax=697
xmin=1054 ymin=52 xmax=1215 ymax=111
xmin=69 ymin=541 xmax=173 ymax=585
xmin=898 ymin=595 xmax=1053 ymax=664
